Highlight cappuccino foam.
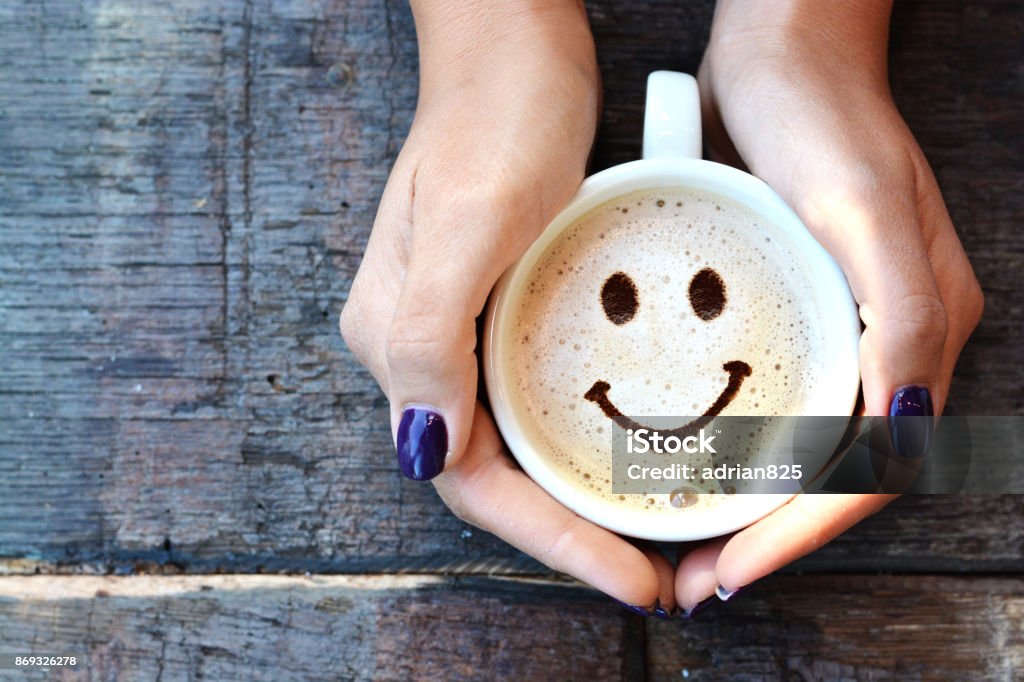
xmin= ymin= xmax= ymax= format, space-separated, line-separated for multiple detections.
xmin=507 ymin=187 xmax=827 ymax=514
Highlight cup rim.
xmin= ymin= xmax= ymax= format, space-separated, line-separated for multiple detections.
xmin=483 ymin=157 xmax=861 ymax=541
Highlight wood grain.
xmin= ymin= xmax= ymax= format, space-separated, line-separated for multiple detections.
xmin=0 ymin=575 xmax=642 ymax=682
xmin=0 ymin=0 xmax=1021 ymax=576
xmin=0 ymin=574 xmax=1018 ymax=681
xmin=645 ymin=574 xmax=1024 ymax=681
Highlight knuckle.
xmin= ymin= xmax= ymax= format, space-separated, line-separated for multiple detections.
xmin=338 ymin=298 xmax=357 ymax=342
xmin=339 ymin=296 xmax=365 ymax=355
xmin=540 ymin=516 xmax=582 ymax=573
xmin=419 ymin=166 xmax=545 ymax=252
xmin=798 ymin=152 xmax=917 ymax=236
xmin=964 ymin=276 xmax=985 ymax=329
xmin=890 ymin=293 xmax=948 ymax=349
xmin=385 ymin=312 xmax=447 ymax=369
xmin=449 ymin=186 xmax=515 ymax=235
xmin=433 ymin=476 xmax=476 ymax=526
xmin=446 ymin=497 xmax=474 ymax=526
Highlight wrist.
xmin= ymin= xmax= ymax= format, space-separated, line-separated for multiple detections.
xmin=706 ymin=0 xmax=892 ymax=86
xmin=411 ymin=1 xmax=596 ymax=97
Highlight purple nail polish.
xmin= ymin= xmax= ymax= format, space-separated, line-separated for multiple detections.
xmin=652 ymin=601 xmax=675 ymax=620
xmin=680 ymin=595 xmax=716 ymax=620
xmin=888 ymin=385 xmax=934 ymax=458
xmin=396 ymin=407 xmax=448 ymax=481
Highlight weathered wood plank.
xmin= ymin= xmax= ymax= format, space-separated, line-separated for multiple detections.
xmin=0 ymin=574 xmax=1019 ymax=681
xmin=0 ymin=575 xmax=643 ymax=681
xmin=0 ymin=0 xmax=1021 ymax=574
xmin=645 ymin=574 xmax=1024 ymax=681
xmin=2 ymin=495 xmax=1022 ymax=576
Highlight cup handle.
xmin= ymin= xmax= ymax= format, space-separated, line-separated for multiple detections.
xmin=642 ymin=71 xmax=702 ymax=160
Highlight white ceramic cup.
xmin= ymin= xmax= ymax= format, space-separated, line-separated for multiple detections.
xmin=483 ymin=71 xmax=860 ymax=541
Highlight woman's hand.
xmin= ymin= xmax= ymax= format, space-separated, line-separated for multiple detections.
xmin=670 ymin=0 xmax=984 ymax=612
xmin=341 ymin=1 xmax=673 ymax=610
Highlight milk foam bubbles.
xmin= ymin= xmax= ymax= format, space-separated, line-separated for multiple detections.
xmin=507 ymin=187 xmax=826 ymax=514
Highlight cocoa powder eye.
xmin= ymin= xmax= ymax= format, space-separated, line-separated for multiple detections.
xmin=688 ymin=267 xmax=726 ymax=321
xmin=601 ymin=272 xmax=639 ymax=325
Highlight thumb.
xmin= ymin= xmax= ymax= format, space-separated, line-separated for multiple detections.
xmin=801 ymin=167 xmax=944 ymax=458
xmin=385 ymin=204 xmax=530 ymax=481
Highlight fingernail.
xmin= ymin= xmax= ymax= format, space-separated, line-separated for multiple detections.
xmin=614 ymin=598 xmax=658 ymax=617
xmin=652 ymin=600 xmax=676 ymax=621
xmin=396 ymin=406 xmax=448 ymax=481
xmin=715 ymin=584 xmax=747 ymax=602
xmin=888 ymin=385 xmax=934 ymax=458
xmin=680 ymin=595 xmax=716 ymax=620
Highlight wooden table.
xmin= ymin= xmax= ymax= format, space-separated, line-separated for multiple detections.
xmin=1 ymin=0 xmax=1021 ymax=679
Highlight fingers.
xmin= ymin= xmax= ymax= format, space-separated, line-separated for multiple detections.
xmin=433 ymin=405 xmax=663 ymax=607
xmin=689 ymin=44 xmax=985 ymax=597
xmin=906 ymin=155 xmax=985 ymax=405
xmin=340 ymin=156 xmax=416 ymax=392
xmin=384 ymin=175 xmax=547 ymax=480
xmin=800 ymin=157 xmax=947 ymax=417
xmin=674 ymin=535 xmax=730 ymax=612
xmin=342 ymin=45 xmax=598 ymax=484
xmin=638 ymin=545 xmax=678 ymax=613
xmin=673 ymin=496 xmax=897 ymax=610
xmin=384 ymin=257 xmax=483 ymax=480
xmin=343 ymin=152 xmax=550 ymax=481
xmin=715 ymin=493 xmax=896 ymax=592
xmin=806 ymin=144 xmax=984 ymax=460
xmin=696 ymin=58 xmax=746 ymax=170
xmin=783 ymin=121 xmax=984 ymax=460
xmin=700 ymin=68 xmax=982 ymax=450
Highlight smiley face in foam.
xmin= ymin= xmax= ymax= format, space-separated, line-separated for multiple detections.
xmin=507 ymin=186 xmax=827 ymax=513
xmin=584 ymin=267 xmax=752 ymax=440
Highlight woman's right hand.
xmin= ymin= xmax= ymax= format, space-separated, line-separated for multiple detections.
xmin=668 ymin=0 xmax=984 ymax=612
xmin=341 ymin=1 xmax=672 ymax=612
